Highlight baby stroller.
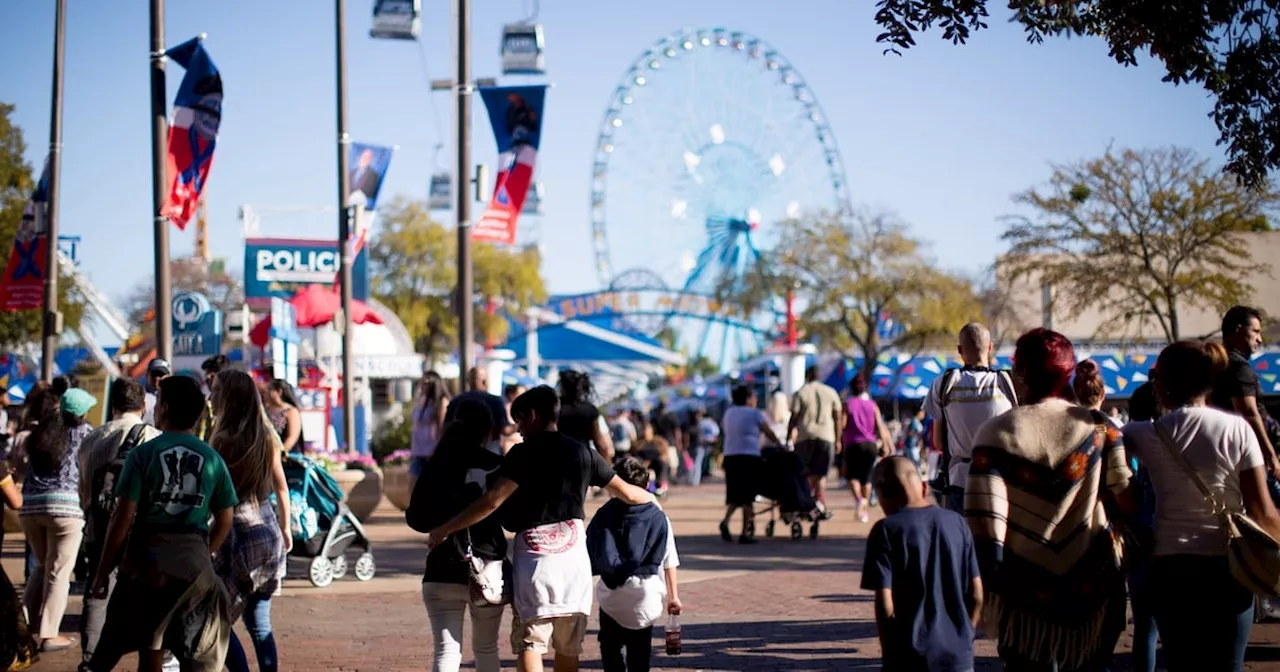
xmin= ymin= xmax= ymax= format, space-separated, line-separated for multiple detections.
xmin=757 ymin=445 xmax=823 ymax=540
xmin=283 ymin=454 xmax=376 ymax=588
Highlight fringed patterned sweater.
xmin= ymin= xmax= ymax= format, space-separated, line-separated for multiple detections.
xmin=965 ymin=399 xmax=1132 ymax=670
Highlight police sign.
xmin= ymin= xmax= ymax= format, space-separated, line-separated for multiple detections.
xmin=244 ymin=237 xmax=369 ymax=307
xmin=171 ymin=291 xmax=222 ymax=357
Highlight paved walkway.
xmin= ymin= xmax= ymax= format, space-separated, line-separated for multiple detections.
xmin=9 ymin=481 xmax=1280 ymax=670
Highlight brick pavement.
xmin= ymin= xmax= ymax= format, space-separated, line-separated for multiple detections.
xmin=10 ymin=482 xmax=1280 ymax=670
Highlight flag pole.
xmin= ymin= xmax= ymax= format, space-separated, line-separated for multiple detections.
xmin=335 ymin=0 xmax=357 ymax=452
xmin=150 ymin=0 xmax=172 ymax=362
xmin=455 ymin=0 xmax=474 ymax=380
xmin=40 ymin=0 xmax=67 ymax=383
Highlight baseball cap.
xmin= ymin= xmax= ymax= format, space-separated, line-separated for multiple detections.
xmin=148 ymin=358 xmax=172 ymax=376
xmin=60 ymin=388 xmax=98 ymax=418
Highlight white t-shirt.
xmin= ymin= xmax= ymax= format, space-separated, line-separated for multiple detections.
xmin=922 ymin=369 xmax=1015 ymax=486
xmin=596 ymin=516 xmax=680 ymax=629
xmin=142 ymin=391 xmax=157 ymax=426
xmin=511 ymin=519 xmax=595 ymax=620
xmin=1123 ymin=406 xmax=1264 ymax=557
xmin=722 ymin=406 xmax=769 ymax=457
xmin=697 ymin=417 xmax=720 ymax=446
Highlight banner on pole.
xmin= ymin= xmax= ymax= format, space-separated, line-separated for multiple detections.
xmin=475 ymin=85 xmax=546 ymax=245
xmin=347 ymin=142 xmax=392 ymax=259
xmin=163 ymin=37 xmax=222 ymax=230
xmin=0 ymin=158 xmax=51 ymax=311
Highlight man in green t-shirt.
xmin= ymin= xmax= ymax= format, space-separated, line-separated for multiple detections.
xmin=86 ymin=376 xmax=238 ymax=672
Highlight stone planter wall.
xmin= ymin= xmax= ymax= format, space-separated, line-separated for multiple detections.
xmin=382 ymin=463 xmax=413 ymax=511
xmin=330 ymin=468 xmax=384 ymax=521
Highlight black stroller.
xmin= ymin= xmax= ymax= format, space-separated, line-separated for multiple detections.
xmin=757 ymin=445 xmax=823 ymax=540
xmin=283 ymin=454 xmax=376 ymax=587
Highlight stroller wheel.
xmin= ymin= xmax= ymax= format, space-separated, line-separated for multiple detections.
xmin=764 ymin=521 xmax=775 ymax=537
xmin=308 ymin=556 xmax=334 ymax=588
xmin=330 ymin=554 xmax=348 ymax=580
xmin=790 ymin=522 xmax=803 ymax=541
xmin=354 ymin=552 xmax=377 ymax=581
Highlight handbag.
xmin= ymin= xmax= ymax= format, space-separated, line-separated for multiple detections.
xmin=1153 ymin=422 xmax=1280 ymax=597
xmin=465 ymin=531 xmax=511 ymax=607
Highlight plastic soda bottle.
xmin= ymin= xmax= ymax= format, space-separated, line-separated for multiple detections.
xmin=665 ymin=614 xmax=682 ymax=655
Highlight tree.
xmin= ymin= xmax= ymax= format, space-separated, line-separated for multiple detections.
xmin=730 ymin=211 xmax=981 ymax=380
xmin=368 ymin=198 xmax=548 ymax=361
xmin=123 ymin=257 xmax=244 ymax=332
xmin=1000 ymin=146 xmax=1277 ymax=343
xmin=873 ymin=1 xmax=1280 ymax=187
xmin=0 ymin=103 xmax=83 ymax=349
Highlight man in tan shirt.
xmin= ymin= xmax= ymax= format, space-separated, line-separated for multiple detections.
xmin=788 ymin=366 xmax=842 ymax=517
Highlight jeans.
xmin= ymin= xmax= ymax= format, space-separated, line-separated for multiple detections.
xmin=598 ymin=609 xmax=652 ymax=672
xmin=227 ymin=594 xmax=277 ymax=672
xmin=422 ymin=581 xmax=503 ymax=672
xmin=688 ymin=446 xmax=708 ymax=486
xmin=21 ymin=514 xmax=83 ymax=640
xmin=1127 ymin=561 xmax=1158 ymax=672
xmin=1150 ymin=554 xmax=1252 ymax=671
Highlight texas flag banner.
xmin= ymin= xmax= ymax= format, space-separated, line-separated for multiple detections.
xmin=163 ymin=37 xmax=222 ymax=230
xmin=0 ymin=158 xmax=51 ymax=311
xmin=475 ymin=85 xmax=546 ymax=245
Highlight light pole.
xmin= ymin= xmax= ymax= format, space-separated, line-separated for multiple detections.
xmin=150 ymin=0 xmax=172 ymax=363
xmin=335 ymin=0 xmax=357 ymax=452
xmin=39 ymin=0 xmax=67 ymax=383
xmin=454 ymin=0 xmax=474 ymax=379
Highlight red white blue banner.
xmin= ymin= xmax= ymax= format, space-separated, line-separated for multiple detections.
xmin=0 ymin=158 xmax=51 ymax=311
xmin=475 ymin=85 xmax=546 ymax=245
xmin=163 ymin=37 xmax=222 ymax=230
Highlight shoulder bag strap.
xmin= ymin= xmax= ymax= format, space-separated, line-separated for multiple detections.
xmin=1152 ymin=421 xmax=1224 ymax=515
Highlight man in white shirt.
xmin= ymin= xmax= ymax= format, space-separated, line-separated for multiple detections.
xmin=922 ymin=323 xmax=1017 ymax=514
xmin=140 ymin=358 xmax=170 ymax=425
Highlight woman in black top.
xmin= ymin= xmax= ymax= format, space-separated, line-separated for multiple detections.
xmin=557 ymin=370 xmax=614 ymax=461
xmin=405 ymin=399 xmax=506 ymax=672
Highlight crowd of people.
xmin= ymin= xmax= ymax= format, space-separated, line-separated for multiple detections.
xmin=864 ymin=306 xmax=1280 ymax=672
xmin=0 ymin=303 xmax=1277 ymax=671
xmin=0 ymin=354 xmax=304 ymax=672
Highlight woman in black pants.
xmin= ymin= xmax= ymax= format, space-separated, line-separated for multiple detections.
xmin=718 ymin=385 xmax=782 ymax=544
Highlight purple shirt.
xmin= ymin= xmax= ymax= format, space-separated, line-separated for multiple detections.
xmin=843 ymin=396 xmax=878 ymax=445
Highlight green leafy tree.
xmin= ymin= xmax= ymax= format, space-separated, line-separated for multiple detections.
xmin=1000 ymin=146 xmax=1277 ymax=342
xmin=873 ymin=1 xmax=1280 ymax=187
xmin=369 ymin=198 xmax=548 ymax=361
xmin=730 ymin=211 xmax=980 ymax=380
xmin=0 ymin=103 xmax=82 ymax=349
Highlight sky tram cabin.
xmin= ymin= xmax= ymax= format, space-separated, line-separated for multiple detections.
xmin=428 ymin=173 xmax=451 ymax=210
xmin=522 ymin=182 xmax=544 ymax=215
xmin=370 ymin=0 xmax=421 ymax=40
xmin=500 ymin=22 xmax=545 ymax=75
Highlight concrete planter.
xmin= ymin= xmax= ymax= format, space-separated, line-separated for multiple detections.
xmin=382 ymin=463 xmax=413 ymax=511
xmin=329 ymin=468 xmax=384 ymax=521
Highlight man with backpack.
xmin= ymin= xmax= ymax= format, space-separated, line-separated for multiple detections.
xmin=76 ymin=378 xmax=163 ymax=669
xmin=922 ymin=323 xmax=1018 ymax=514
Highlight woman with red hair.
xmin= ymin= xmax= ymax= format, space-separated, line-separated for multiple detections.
xmin=965 ymin=328 xmax=1133 ymax=671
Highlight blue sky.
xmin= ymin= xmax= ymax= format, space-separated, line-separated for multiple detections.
xmin=1 ymin=0 xmax=1225 ymax=344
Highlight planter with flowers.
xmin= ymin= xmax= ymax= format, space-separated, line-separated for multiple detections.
xmin=312 ymin=452 xmax=384 ymax=521
xmin=380 ymin=450 xmax=414 ymax=511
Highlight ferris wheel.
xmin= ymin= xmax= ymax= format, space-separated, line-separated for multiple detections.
xmin=589 ymin=28 xmax=853 ymax=367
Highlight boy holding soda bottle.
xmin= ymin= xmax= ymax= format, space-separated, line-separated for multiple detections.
xmin=587 ymin=458 xmax=683 ymax=671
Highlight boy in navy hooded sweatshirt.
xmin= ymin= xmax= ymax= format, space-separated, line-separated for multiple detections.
xmin=587 ymin=458 xmax=682 ymax=672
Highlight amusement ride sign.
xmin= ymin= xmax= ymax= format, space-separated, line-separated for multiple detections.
xmin=543 ymin=288 xmax=780 ymax=334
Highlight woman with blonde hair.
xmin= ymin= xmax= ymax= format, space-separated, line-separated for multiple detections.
xmin=210 ymin=370 xmax=292 ymax=672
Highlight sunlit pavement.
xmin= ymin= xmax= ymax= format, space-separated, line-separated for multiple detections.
xmin=9 ymin=480 xmax=1280 ymax=670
